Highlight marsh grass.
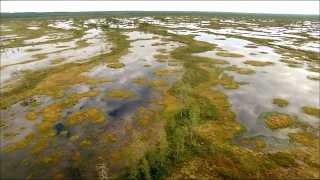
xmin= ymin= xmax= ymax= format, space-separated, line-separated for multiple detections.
xmin=258 ymin=111 xmax=293 ymax=130
xmin=65 ymin=108 xmax=106 ymax=126
xmin=244 ymin=45 xmax=258 ymax=48
xmin=153 ymin=69 xmax=176 ymax=76
xmin=148 ymin=80 xmax=169 ymax=86
xmin=273 ymin=98 xmax=289 ymax=107
xmin=288 ymin=133 xmax=319 ymax=148
xmin=106 ymin=62 xmax=126 ymax=69
xmin=50 ymin=58 xmax=65 ymax=64
xmin=107 ymin=89 xmax=132 ymax=98
xmin=216 ymin=52 xmax=245 ymax=58
xmin=133 ymin=77 xmax=147 ymax=84
xmin=306 ymin=75 xmax=320 ymax=81
xmin=2 ymin=16 xmax=319 ymax=180
xmin=244 ymin=60 xmax=274 ymax=67
xmin=25 ymin=48 xmax=42 ymax=52
xmin=1 ymin=30 xmax=129 ymax=109
xmin=301 ymin=106 xmax=320 ymax=118
xmin=25 ymin=112 xmax=39 ymax=120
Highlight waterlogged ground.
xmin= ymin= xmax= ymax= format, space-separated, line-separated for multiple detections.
xmin=0 ymin=15 xmax=319 ymax=179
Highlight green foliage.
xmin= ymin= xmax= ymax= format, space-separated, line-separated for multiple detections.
xmin=193 ymin=94 xmax=219 ymax=121
xmin=268 ymin=152 xmax=296 ymax=168
xmin=138 ymin=22 xmax=151 ymax=32
xmin=141 ymin=158 xmax=151 ymax=180
xmin=122 ymin=32 xmax=220 ymax=179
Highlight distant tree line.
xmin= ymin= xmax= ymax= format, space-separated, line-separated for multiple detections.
xmin=1 ymin=11 xmax=318 ymax=21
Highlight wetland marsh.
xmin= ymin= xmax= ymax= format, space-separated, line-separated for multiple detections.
xmin=0 ymin=12 xmax=319 ymax=179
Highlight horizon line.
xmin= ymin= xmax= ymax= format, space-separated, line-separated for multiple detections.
xmin=1 ymin=10 xmax=319 ymax=16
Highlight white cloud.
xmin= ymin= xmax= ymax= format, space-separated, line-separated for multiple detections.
xmin=1 ymin=1 xmax=319 ymax=15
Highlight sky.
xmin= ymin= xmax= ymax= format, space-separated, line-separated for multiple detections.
xmin=1 ymin=1 xmax=319 ymax=15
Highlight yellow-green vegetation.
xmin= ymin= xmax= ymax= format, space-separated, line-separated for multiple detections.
xmin=52 ymin=91 xmax=65 ymax=99
xmin=125 ymin=125 xmax=133 ymax=131
xmin=36 ymin=152 xmax=63 ymax=165
xmin=69 ymin=136 xmax=79 ymax=142
xmin=153 ymin=69 xmax=176 ymax=76
xmin=308 ymin=67 xmax=320 ymax=73
xmin=237 ymin=69 xmax=255 ymax=75
xmin=301 ymin=106 xmax=320 ymax=118
xmin=244 ymin=60 xmax=274 ymax=67
xmin=224 ymin=65 xmax=255 ymax=75
xmin=106 ymin=62 xmax=126 ymax=69
xmin=307 ymin=75 xmax=320 ymax=81
xmin=0 ymin=120 xmax=6 ymax=127
xmin=101 ymin=133 xmax=117 ymax=142
xmin=56 ymin=45 xmax=69 ymax=48
xmin=30 ymin=101 xmax=41 ymax=107
xmin=148 ymin=80 xmax=169 ymax=86
xmin=51 ymin=58 xmax=66 ymax=64
xmin=72 ymin=152 xmax=81 ymax=161
xmin=143 ymin=64 xmax=151 ymax=67
xmin=289 ymin=133 xmax=319 ymax=148
xmin=151 ymin=42 xmax=168 ymax=46
xmin=287 ymin=64 xmax=303 ymax=68
xmin=216 ymin=52 xmax=245 ymax=58
xmin=107 ymin=89 xmax=132 ymax=98
xmin=156 ymin=48 xmax=167 ymax=53
xmin=168 ymin=62 xmax=178 ymax=66
xmin=3 ymin=132 xmax=20 ymax=139
xmin=210 ymin=59 xmax=230 ymax=64
xmin=225 ymin=65 xmax=239 ymax=71
xmin=1 ymin=54 xmax=113 ymax=109
xmin=75 ymin=40 xmax=92 ymax=48
xmin=136 ymin=107 xmax=157 ymax=126
xmin=241 ymin=138 xmax=250 ymax=144
xmin=219 ymin=73 xmax=239 ymax=89
xmin=68 ymin=90 xmax=101 ymax=99
xmin=1 ymin=20 xmax=85 ymax=50
xmin=266 ymin=113 xmax=293 ymax=129
xmin=244 ymin=45 xmax=258 ymax=48
xmin=40 ymin=90 xmax=102 ymax=129
xmin=254 ymin=139 xmax=266 ymax=149
xmin=279 ymin=59 xmax=303 ymax=68
xmin=65 ymin=108 xmax=106 ymax=126
xmin=273 ymin=98 xmax=289 ymax=107
xmin=137 ymin=32 xmax=302 ymax=179
xmin=2 ymin=17 xmax=320 ymax=180
xmin=30 ymin=139 xmax=49 ymax=154
xmin=154 ymin=54 xmax=169 ymax=62
xmin=25 ymin=112 xmax=39 ymax=120
xmin=279 ymin=59 xmax=296 ymax=63
xmin=3 ymin=133 xmax=35 ymax=153
xmin=239 ymin=81 xmax=250 ymax=85
xmin=79 ymin=139 xmax=92 ymax=147
xmin=0 ymin=52 xmax=49 ymax=70
xmin=59 ymin=131 xmax=68 ymax=137
xmin=53 ymin=171 xmax=65 ymax=180
xmin=25 ymin=48 xmax=42 ymax=52
xmin=133 ymin=77 xmax=147 ymax=84
xmin=0 ymin=30 xmax=126 ymax=110
xmin=154 ymin=54 xmax=168 ymax=58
